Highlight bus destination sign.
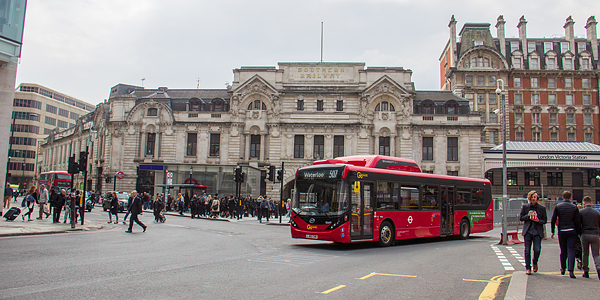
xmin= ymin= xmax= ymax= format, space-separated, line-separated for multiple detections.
xmin=298 ymin=167 xmax=344 ymax=180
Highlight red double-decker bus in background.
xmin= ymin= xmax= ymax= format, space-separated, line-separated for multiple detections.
xmin=290 ymin=155 xmax=493 ymax=247
xmin=38 ymin=171 xmax=72 ymax=192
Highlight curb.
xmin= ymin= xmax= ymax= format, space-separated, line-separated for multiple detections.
xmin=0 ymin=228 xmax=86 ymax=237
xmin=504 ymin=271 xmax=527 ymax=300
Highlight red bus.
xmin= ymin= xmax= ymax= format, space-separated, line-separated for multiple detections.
xmin=290 ymin=155 xmax=493 ymax=246
xmin=38 ymin=171 xmax=72 ymax=192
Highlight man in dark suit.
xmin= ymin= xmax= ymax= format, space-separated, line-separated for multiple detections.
xmin=551 ymin=191 xmax=582 ymax=278
xmin=126 ymin=190 xmax=146 ymax=233
xmin=519 ymin=190 xmax=547 ymax=275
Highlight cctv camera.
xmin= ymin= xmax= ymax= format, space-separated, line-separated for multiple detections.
xmin=493 ymin=109 xmax=500 ymax=114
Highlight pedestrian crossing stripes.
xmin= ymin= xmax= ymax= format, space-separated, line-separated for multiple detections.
xmin=491 ymin=245 xmax=514 ymax=271
xmin=249 ymin=252 xmax=337 ymax=267
xmin=506 ymin=246 xmax=526 ymax=267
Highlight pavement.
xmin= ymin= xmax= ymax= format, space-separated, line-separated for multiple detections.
xmin=0 ymin=201 xmax=104 ymax=236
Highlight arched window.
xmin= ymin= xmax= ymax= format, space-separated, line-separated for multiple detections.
xmin=442 ymin=100 xmax=459 ymax=115
xmin=247 ymin=100 xmax=266 ymax=111
xmin=375 ymin=101 xmax=396 ymax=112
xmin=420 ymin=101 xmax=436 ymax=114
xmin=189 ymin=98 xmax=202 ymax=111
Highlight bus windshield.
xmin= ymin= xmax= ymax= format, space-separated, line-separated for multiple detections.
xmin=294 ymin=179 xmax=348 ymax=216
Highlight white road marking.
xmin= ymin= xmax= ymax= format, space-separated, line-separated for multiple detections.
xmin=491 ymin=245 xmax=515 ymax=271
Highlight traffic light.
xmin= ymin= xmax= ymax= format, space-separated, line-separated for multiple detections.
xmin=240 ymin=172 xmax=245 ymax=183
xmin=276 ymin=169 xmax=283 ymax=182
xmin=267 ymin=165 xmax=275 ymax=182
xmin=233 ymin=168 xmax=238 ymax=182
xmin=79 ymin=151 xmax=88 ymax=172
xmin=68 ymin=156 xmax=79 ymax=174
xmin=234 ymin=167 xmax=243 ymax=183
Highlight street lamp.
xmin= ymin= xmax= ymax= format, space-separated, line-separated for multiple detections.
xmin=496 ymin=79 xmax=508 ymax=245
xmin=189 ymin=166 xmax=193 ymax=196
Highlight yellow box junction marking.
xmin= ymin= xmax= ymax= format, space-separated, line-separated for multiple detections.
xmin=321 ymin=285 xmax=346 ymax=294
xmin=359 ymin=272 xmax=417 ymax=280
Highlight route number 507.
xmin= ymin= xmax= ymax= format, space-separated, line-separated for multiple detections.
xmin=329 ymin=170 xmax=338 ymax=178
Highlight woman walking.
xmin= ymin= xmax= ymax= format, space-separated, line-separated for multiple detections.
xmin=109 ymin=192 xmax=119 ymax=224
xmin=22 ymin=185 xmax=37 ymax=221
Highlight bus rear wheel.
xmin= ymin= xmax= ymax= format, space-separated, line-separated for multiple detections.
xmin=378 ymin=221 xmax=395 ymax=247
xmin=459 ymin=219 xmax=470 ymax=239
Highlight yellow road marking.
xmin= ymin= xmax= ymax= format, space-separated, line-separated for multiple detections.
xmin=479 ymin=274 xmax=512 ymax=300
xmin=463 ymin=279 xmax=492 ymax=283
xmin=321 ymin=285 xmax=346 ymax=294
xmin=359 ymin=272 xmax=417 ymax=280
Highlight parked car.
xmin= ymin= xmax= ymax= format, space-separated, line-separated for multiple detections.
xmin=102 ymin=191 xmax=130 ymax=212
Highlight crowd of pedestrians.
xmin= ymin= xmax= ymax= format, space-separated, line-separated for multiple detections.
xmin=520 ymin=189 xmax=600 ymax=280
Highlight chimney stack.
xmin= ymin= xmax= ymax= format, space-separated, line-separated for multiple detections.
xmin=449 ymin=15 xmax=457 ymax=68
xmin=496 ymin=15 xmax=506 ymax=57
xmin=585 ymin=16 xmax=598 ymax=61
xmin=518 ymin=16 xmax=528 ymax=59
xmin=564 ymin=16 xmax=575 ymax=56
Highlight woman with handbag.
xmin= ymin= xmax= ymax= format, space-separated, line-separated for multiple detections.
xmin=22 ymin=185 xmax=37 ymax=221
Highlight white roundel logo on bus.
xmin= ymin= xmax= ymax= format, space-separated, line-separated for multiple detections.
xmin=309 ymin=218 xmax=315 ymax=224
xmin=408 ymin=216 xmax=413 ymax=224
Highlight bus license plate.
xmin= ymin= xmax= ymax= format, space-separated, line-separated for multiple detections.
xmin=306 ymin=234 xmax=318 ymax=239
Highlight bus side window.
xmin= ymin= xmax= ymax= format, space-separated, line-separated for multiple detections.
xmin=457 ymin=189 xmax=471 ymax=205
xmin=421 ymin=184 xmax=439 ymax=210
xmin=472 ymin=188 xmax=483 ymax=205
xmin=400 ymin=185 xmax=419 ymax=210
xmin=376 ymin=182 xmax=397 ymax=210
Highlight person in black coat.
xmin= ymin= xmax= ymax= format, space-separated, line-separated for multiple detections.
xmin=126 ymin=190 xmax=146 ymax=233
xmin=551 ymin=190 xmax=582 ymax=278
xmin=519 ymin=190 xmax=547 ymax=275
xmin=109 ymin=192 xmax=119 ymax=224
xmin=51 ymin=189 xmax=66 ymax=223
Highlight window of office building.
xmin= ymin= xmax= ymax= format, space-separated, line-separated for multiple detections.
xmin=250 ymin=135 xmax=260 ymax=158
xmin=566 ymin=113 xmax=574 ymax=124
xmin=547 ymin=57 xmax=556 ymax=69
xmin=508 ymin=172 xmax=518 ymax=185
xmin=568 ymin=132 xmax=576 ymax=142
xmin=489 ymin=76 xmax=496 ymax=85
xmin=548 ymin=94 xmax=556 ymax=105
xmin=336 ymin=100 xmax=343 ymax=111
xmin=585 ymin=133 xmax=593 ymax=143
xmin=514 ymin=94 xmax=522 ymax=105
xmin=447 ymin=137 xmax=458 ymax=161
xmin=564 ymin=59 xmax=573 ymax=70
xmin=513 ymin=57 xmax=522 ymax=69
xmin=550 ymin=113 xmax=557 ymax=124
xmin=533 ymin=132 xmax=541 ymax=141
xmin=551 ymin=132 xmax=558 ymax=141
xmin=516 ymin=132 xmax=524 ymax=141
xmin=379 ymin=137 xmax=390 ymax=156
xmin=489 ymin=113 xmax=497 ymax=123
xmin=209 ymin=133 xmax=220 ymax=156
xmin=582 ymin=58 xmax=591 ymax=70
xmin=13 ymin=99 xmax=41 ymax=109
xmin=297 ymin=100 xmax=304 ymax=111
xmin=466 ymin=76 xmax=473 ymax=85
xmin=58 ymin=109 xmax=68 ymax=118
xmin=561 ymin=42 xmax=570 ymax=53
xmin=547 ymin=172 xmax=563 ymax=186
xmin=478 ymin=76 xmax=484 ymax=86
xmin=489 ymin=93 xmax=496 ymax=104
xmin=45 ymin=116 xmax=56 ymax=126
xmin=510 ymin=41 xmax=519 ymax=52
xmin=333 ymin=135 xmax=344 ymax=158
xmin=524 ymin=172 xmax=540 ymax=186
xmin=532 ymin=113 xmax=540 ymax=123
xmin=57 ymin=120 xmax=68 ymax=128
xmin=583 ymin=78 xmax=590 ymax=88
xmin=317 ymin=100 xmax=323 ymax=111
xmin=186 ymin=133 xmax=197 ymax=156
xmin=422 ymin=137 xmax=433 ymax=161
xmin=146 ymin=133 xmax=156 ymax=156
xmin=578 ymin=42 xmax=587 ymax=53
xmin=488 ymin=131 xmax=496 ymax=144
xmin=544 ymin=42 xmax=553 ymax=53
xmin=514 ymin=78 xmax=521 ymax=87
xmin=147 ymin=108 xmax=157 ymax=116
xmin=565 ymin=78 xmax=573 ymax=88
xmin=477 ymin=94 xmax=485 ymax=104
xmin=531 ymin=94 xmax=539 ymax=105
xmin=294 ymin=135 xmax=304 ymax=158
xmin=530 ymin=57 xmax=539 ymax=69
xmin=531 ymin=77 xmax=538 ymax=87
xmin=548 ymin=78 xmax=556 ymax=88
xmin=585 ymin=114 xmax=592 ymax=125
xmin=584 ymin=95 xmax=591 ymax=105
xmin=515 ymin=113 xmax=523 ymax=123
xmin=528 ymin=42 xmax=536 ymax=53
xmin=46 ymin=104 xmax=57 ymax=114
xmin=70 ymin=112 xmax=79 ymax=120
xmin=314 ymin=135 xmax=324 ymax=159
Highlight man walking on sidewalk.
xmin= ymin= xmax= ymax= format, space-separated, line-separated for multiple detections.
xmin=36 ymin=184 xmax=50 ymax=219
xmin=519 ymin=190 xmax=547 ymax=275
xmin=126 ymin=190 xmax=146 ymax=233
xmin=579 ymin=196 xmax=600 ymax=279
xmin=4 ymin=183 xmax=12 ymax=210
xmin=551 ymin=191 xmax=582 ymax=278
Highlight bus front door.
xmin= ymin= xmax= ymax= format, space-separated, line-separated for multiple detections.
xmin=350 ymin=181 xmax=374 ymax=240
xmin=440 ymin=186 xmax=455 ymax=236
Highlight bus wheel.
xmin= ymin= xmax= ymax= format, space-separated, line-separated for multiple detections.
xmin=378 ymin=221 xmax=395 ymax=247
xmin=459 ymin=219 xmax=470 ymax=239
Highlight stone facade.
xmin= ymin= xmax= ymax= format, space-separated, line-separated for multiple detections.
xmin=41 ymin=62 xmax=485 ymax=200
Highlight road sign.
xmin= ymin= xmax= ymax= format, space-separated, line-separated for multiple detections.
xmin=116 ymin=171 xmax=125 ymax=180
xmin=167 ymin=178 xmax=173 ymax=185
xmin=167 ymin=172 xmax=173 ymax=178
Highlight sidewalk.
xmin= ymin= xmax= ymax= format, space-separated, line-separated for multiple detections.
xmin=0 ymin=205 xmax=104 ymax=237
xmin=149 ymin=209 xmax=291 ymax=226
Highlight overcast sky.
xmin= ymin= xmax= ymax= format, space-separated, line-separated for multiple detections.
xmin=15 ymin=0 xmax=600 ymax=105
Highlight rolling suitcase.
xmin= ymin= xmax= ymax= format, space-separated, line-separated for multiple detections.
xmin=3 ymin=207 xmax=21 ymax=221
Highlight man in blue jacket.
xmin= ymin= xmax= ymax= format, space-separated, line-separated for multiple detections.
xmin=519 ymin=190 xmax=547 ymax=275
